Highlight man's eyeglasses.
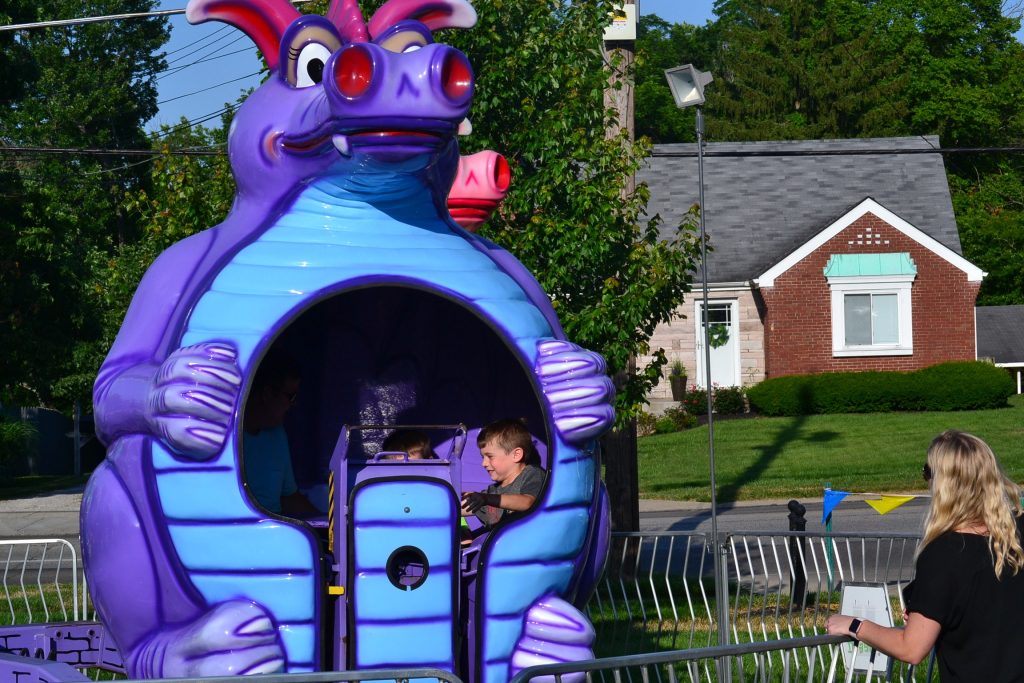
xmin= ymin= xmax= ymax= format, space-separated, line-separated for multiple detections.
xmin=923 ymin=463 xmax=932 ymax=482
xmin=277 ymin=388 xmax=298 ymax=404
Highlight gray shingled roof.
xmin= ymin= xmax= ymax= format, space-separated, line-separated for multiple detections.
xmin=639 ymin=136 xmax=962 ymax=283
xmin=976 ymin=305 xmax=1024 ymax=364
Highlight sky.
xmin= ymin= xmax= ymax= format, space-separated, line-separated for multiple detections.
xmin=147 ymin=0 xmax=716 ymax=131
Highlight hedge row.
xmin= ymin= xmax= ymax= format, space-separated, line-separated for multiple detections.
xmin=746 ymin=362 xmax=1014 ymax=416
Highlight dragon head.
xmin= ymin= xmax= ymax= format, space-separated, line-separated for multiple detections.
xmin=187 ymin=0 xmax=477 ymax=199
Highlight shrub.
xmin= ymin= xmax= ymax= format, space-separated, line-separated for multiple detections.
xmin=713 ymin=385 xmax=746 ymax=415
xmin=746 ymin=361 xmax=1014 ymax=416
xmin=917 ymin=362 xmax=1015 ymax=411
xmin=637 ymin=411 xmax=657 ymax=437
xmin=663 ymin=405 xmax=698 ymax=431
xmin=654 ymin=417 xmax=677 ymax=434
xmin=0 ymin=417 xmax=37 ymax=477
xmin=681 ymin=386 xmax=708 ymax=414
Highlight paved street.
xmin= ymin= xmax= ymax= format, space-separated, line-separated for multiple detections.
xmin=638 ymin=496 xmax=929 ymax=536
xmin=0 ymin=486 xmax=929 ymax=541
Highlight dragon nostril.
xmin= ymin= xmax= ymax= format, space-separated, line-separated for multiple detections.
xmin=334 ymin=45 xmax=374 ymax=99
xmin=493 ymin=154 xmax=511 ymax=192
xmin=441 ymin=51 xmax=473 ymax=103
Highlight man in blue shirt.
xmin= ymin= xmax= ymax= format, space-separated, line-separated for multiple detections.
xmin=242 ymin=346 xmax=318 ymax=516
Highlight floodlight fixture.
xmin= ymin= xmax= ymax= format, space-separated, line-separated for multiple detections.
xmin=664 ymin=64 xmax=714 ymax=109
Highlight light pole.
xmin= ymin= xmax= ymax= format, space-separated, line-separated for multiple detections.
xmin=664 ymin=64 xmax=731 ymax=662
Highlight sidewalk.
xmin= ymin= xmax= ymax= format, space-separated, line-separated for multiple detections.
xmin=0 ymin=487 xmax=83 ymax=538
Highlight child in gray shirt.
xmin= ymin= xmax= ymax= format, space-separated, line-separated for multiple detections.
xmin=461 ymin=418 xmax=545 ymax=527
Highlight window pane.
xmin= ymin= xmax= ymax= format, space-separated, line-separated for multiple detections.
xmin=872 ymin=294 xmax=899 ymax=344
xmin=701 ymin=304 xmax=731 ymax=325
xmin=845 ymin=294 xmax=871 ymax=345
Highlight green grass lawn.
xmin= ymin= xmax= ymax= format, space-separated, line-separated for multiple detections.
xmin=638 ymin=395 xmax=1024 ymax=502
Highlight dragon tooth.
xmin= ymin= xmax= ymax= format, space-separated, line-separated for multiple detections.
xmin=332 ymin=134 xmax=351 ymax=156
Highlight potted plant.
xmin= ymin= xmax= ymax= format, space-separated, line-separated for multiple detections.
xmin=669 ymin=361 xmax=687 ymax=401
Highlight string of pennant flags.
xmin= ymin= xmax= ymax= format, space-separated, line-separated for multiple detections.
xmin=822 ymin=487 xmax=929 ymax=524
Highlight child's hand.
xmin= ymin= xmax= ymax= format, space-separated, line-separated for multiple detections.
xmin=461 ymin=491 xmax=499 ymax=513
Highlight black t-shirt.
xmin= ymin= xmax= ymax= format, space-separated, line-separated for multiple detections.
xmin=903 ymin=517 xmax=1024 ymax=682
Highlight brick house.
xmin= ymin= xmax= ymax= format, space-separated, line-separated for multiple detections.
xmin=637 ymin=137 xmax=985 ymax=404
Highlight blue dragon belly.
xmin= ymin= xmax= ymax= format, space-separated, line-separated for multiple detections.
xmin=152 ymin=177 xmax=596 ymax=675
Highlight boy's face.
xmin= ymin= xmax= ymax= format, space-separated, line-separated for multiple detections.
xmin=480 ymin=439 xmax=524 ymax=486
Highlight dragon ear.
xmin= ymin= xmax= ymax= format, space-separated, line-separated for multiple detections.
xmin=367 ymin=0 xmax=476 ymax=40
xmin=327 ymin=0 xmax=369 ymax=43
xmin=186 ymin=0 xmax=301 ymax=71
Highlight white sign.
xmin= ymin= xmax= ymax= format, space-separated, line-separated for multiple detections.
xmin=839 ymin=582 xmax=894 ymax=673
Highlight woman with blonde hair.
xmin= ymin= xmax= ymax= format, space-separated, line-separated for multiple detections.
xmin=826 ymin=430 xmax=1024 ymax=680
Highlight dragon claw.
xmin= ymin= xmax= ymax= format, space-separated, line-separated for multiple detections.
xmin=535 ymin=339 xmax=615 ymax=444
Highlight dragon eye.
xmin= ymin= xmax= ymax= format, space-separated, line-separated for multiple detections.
xmin=379 ymin=29 xmax=429 ymax=54
xmin=282 ymin=21 xmax=342 ymax=88
xmin=296 ymin=43 xmax=332 ymax=88
xmin=374 ymin=21 xmax=433 ymax=54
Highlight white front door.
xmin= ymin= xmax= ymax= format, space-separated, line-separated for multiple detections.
xmin=695 ymin=300 xmax=740 ymax=388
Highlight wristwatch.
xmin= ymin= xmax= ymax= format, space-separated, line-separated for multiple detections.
xmin=849 ymin=618 xmax=863 ymax=641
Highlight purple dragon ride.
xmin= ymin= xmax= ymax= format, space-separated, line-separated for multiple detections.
xmin=16 ymin=0 xmax=618 ymax=681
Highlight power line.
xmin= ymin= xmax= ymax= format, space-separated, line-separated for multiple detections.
xmin=157 ymin=42 xmax=252 ymax=81
xmin=157 ymin=71 xmax=262 ymax=105
xmin=163 ymin=25 xmax=230 ymax=61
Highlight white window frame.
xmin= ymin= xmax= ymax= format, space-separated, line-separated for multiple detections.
xmin=828 ymin=275 xmax=914 ymax=357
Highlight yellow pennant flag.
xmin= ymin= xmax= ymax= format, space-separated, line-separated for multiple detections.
xmin=865 ymin=495 xmax=915 ymax=515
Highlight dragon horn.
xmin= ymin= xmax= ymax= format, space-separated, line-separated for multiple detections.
xmin=186 ymin=0 xmax=300 ymax=71
xmin=367 ymin=0 xmax=476 ymax=40
xmin=327 ymin=0 xmax=369 ymax=43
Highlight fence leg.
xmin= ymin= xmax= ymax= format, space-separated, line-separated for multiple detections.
xmin=787 ymin=500 xmax=807 ymax=607
xmin=713 ymin=539 xmax=732 ymax=683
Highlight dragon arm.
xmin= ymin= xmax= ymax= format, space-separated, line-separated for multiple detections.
xmin=94 ymin=231 xmax=242 ymax=459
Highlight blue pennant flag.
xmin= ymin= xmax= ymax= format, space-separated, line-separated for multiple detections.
xmin=822 ymin=488 xmax=850 ymax=524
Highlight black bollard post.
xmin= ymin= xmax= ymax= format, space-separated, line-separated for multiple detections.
xmin=787 ymin=499 xmax=807 ymax=607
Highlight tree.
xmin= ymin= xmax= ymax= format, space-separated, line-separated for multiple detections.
xmin=951 ymin=162 xmax=1024 ymax=305
xmin=637 ymin=0 xmax=1024 ymax=306
xmin=86 ymin=115 xmax=237 ymax=382
xmin=442 ymin=0 xmax=702 ymax=422
xmin=0 ymin=0 xmax=169 ymax=410
xmin=634 ymin=15 xmax=721 ymax=143
xmin=708 ymin=0 xmax=908 ymax=140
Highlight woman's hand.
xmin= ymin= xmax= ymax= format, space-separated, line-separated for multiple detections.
xmin=825 ymin=614 xmax=859 ymax=638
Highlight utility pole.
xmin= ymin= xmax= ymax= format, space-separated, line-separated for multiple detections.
xmin=600 ymin=2 xmax=639 ymax=534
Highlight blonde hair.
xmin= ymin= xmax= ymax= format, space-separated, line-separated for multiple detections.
xmin=920 ymin=430 xmax=1024 ymax=578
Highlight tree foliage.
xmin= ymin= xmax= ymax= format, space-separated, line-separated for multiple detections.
xmin=86 ymin=117 xmax=236 ymax=379
xmin=440 ymin=0 xmax=701 ymax=422
xmin=636 ymin=0 xmax=1024 ymax=304
xmin=0 ymin=0 xmax=169 ymax=410
xmin=634 ymin=15 xmax=721 ymax=143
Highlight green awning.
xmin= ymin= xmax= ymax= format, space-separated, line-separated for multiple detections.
xmin=823 ymin=252 xmax=917 ymax=277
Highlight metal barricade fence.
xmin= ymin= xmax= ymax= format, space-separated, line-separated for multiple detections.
xmin=587 ymin=531 xmax=928 ymax=680
xmin=113 ymin=670 xmax=464 ymax=683
xmin=508 ymin=634 xmax=919 ymax=683
xmin=1 ymin=538 xmax=85 ymax=625
xmin=2 ymin=532 xmax=931 ymax=681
